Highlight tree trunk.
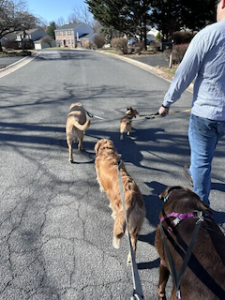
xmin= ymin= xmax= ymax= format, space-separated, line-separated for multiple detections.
xmin=0 ymin=41 xmax=3 ymax=52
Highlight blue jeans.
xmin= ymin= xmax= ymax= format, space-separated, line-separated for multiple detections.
xmin=188 ymin=114 xmax=225 ymax=206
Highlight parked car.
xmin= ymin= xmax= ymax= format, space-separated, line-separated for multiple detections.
xmin=128 ymin=38 xmax=138 ymax=46
xmin=146 ymin=38 xmax=154 ymax=45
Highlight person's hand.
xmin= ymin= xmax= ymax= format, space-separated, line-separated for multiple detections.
xmin=158 ymin=105 xmax=170 ymax=117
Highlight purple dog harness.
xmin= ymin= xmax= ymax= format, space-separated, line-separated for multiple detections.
xmin=160 ymin=211 xmax=209 ymax=233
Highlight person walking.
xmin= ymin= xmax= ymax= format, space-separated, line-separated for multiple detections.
xmin=158 ymin=0 xmax=225 ymax=206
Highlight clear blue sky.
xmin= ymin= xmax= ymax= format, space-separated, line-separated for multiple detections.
xmin=26 ymin=0 xmax=87 ymax=24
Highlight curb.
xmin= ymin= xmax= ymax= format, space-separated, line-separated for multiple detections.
xmin=0 ymin=52 xmax=39 ymax=78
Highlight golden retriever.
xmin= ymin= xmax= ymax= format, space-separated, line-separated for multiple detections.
xmin=66 ymin=102 xmax=90 ymax=163
xmin=120 ymin=107 xmax=138 ymax=140
xmin=94 ymin=139 xmax=145 ymax=263
xmin=155 ymin=186 xmax=225 ymax=300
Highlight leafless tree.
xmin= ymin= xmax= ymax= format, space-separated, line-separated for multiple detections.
xmin=56 ymin=17 xmax=66 ymax=28
xmin=0 ymin=0 xmax=38 ymax=51
xmin=68 ymin=4 xmax=94 ymax=27
xmin=41 ymin=35 xmax=53 ymax=47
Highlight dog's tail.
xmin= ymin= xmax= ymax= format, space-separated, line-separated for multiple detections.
xmin=73 ymin=119 xmax=90 ymax=131
xmin=113 ymin=210 xmax=126 ymax=249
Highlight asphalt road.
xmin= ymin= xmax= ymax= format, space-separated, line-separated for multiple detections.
xmin=0 ymin=49 xmax=224 ymax=300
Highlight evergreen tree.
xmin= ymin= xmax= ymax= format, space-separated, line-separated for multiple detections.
xmin=85 ymin=0 xmax=152 ymax=47
xmin=151 ymin=0 xmax=215 ymax=41
xmin=151 ymin=0 xmax=183 ymax=41
xmin=46 ymin=22 xmax=57 ymax=40
xmin=182 ymin=0 xmax=215 ymax=32
xmin=86 ymin=0 xmax=216 ymax=43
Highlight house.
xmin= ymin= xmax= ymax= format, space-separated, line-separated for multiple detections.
xmin=16 ymin=28 xmax=48 ymax=49
xmin=80 ymin=32 xmax=98 ymax=48
xmin=54 ymin=23 xmax=94 ymax=48
xmin=147 ymin=28 xmax=160 ymax=41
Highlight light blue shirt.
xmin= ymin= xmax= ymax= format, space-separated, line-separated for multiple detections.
xmin=163 ymin=20 xmax=225 ymax=121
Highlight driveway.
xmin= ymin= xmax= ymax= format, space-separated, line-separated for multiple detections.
xmin=130 ymin=53 xmax=168 ymax=68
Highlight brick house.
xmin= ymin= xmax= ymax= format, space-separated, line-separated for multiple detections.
xmin=54 ymin=23 xmax=94 ymax=48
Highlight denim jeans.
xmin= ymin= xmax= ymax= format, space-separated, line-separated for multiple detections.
xmin=188 ymin=114 xmax=225 ymax=206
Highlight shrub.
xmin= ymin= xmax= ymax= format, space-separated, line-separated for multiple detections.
xmin=93 ymin=34 xmax=105 ymax=49
xmin=164 ymin=43 xmax=189 ymax=64
xmin=134 ymin=42 xmax=144 ymax=54
xmin=81 ymin=39 xmax=90 ymax=49
xmin=173 ymin=44 xmax=189 ymax=63
xmin=172 ymin=31 xmax=194 ymax=44
xmin=155 ymin=32 xmax=162 ymax=41
xmin=111 ymin=38 xmax=128 ymax=54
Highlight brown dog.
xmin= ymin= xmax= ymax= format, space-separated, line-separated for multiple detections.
xmin=94 ymin=139 xmax=145 ymax=263
xmin=66 ymin=103 xmax=90 ymax=163
xmin=120 ymin=107 xmax=138 ymax=140
xmin=155 ymin=186 xmax=225 ymax=300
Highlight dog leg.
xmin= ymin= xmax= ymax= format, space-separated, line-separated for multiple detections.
xmin=120 ymin=134 xmax=124 ymax=140
xmin=67 ymin=136 xmax=73 ymax=163
xmin=113 ymin=235 xmax=121 ymax=249
xmin=113 ymin=211 xmax=126 ymax=249
xmin=157 ymin=260 xmax=169 ymax=300
xmin=127 ymin=232 xmax=138 ymax=265
xmin=78 ymin=139 xmax=83 ymax=151
xmin=110 ymin=205 xmax=117 ymax=220
xmin=127 ymin=123 xmax=132 ymax=136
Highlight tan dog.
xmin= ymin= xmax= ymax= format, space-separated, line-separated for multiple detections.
xmin=155 ymin=186 xmax=225 ymax=300
xmin=120 ymin=107 xmax=138 ymax=140
xmin=94 ymin=139 xmax=145 ymax=263
xmin=66 ymin=103 xmax=90 ymax=163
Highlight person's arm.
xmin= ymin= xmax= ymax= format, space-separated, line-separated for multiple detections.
xmin=159 ymin=30 xmax=208 ymax=116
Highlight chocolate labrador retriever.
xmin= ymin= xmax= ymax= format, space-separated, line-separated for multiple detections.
xmin=155 ymin=186 xmax=225 ymax=300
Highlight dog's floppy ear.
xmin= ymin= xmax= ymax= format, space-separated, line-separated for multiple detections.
xmin=70 ymin=103 xmax=76 ymax=109
xmin=94 ymin=139 xmax=105 ymax=153
xmin=159 ymin=187 xmax=170 ymax=202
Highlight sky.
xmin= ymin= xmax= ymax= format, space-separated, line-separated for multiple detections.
xmin=26 ymin=0 xmax=87 ymax=24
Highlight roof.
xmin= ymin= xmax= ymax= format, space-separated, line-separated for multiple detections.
xmin=34 ymin=35 xmax=53 ymax=43
xmin=80 ymin=33 xmax=98 ymax=40
xmin=55 ymin=23 xmax=82 ymax=31
xmin=17 ymin=28 xmax=44 ymax=35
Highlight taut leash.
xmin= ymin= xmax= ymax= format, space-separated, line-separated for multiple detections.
xmin=117 ymin=159 xmax=144 ymax=300
xmin=85 ymin=109 xmax=191 ymax=122
xmin=140 ymin=109 xmax=191 ymax=120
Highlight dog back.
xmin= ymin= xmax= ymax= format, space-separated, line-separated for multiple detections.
xmin=155 ymin=186 xmax=225 ymax=300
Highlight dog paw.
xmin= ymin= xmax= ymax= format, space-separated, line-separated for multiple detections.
xmin=113 ymin=236 xmax=121 ymax=249
xmin=99 ymin=186 xmax=104 ymax=193
xmin=127 ymin=253 xmax=131 ymax=265
xmin=111 ymin=212 xmax=116 ymax=220
xmin=120 ymin=135 xmax=123 ymax=140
